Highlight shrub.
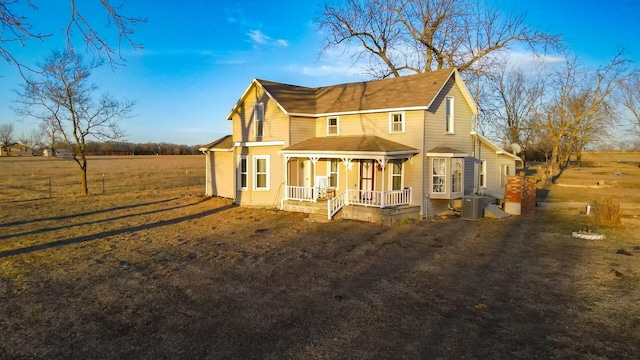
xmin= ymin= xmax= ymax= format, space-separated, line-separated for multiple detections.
xmin=592 ymin=198 xmax=622 ymax=226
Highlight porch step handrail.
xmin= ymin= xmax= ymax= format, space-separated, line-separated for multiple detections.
xmin=327 ymin=191 xmax=345 ymax=219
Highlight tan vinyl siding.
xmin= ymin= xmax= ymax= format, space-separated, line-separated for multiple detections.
xmin=231 ymin=84 xmax=288 ymax=143
xmin=290 ymin=116 xmax=316 ymax=146
xmin=205 ymin=151 xmax=235 ymax=198
xmin=235 ymin=145 xmax=283 ymax=208
xmin=424 ymin=76 xmax=476 ymax=217
xmin=424 ymin=77 xmax=475 ymax=154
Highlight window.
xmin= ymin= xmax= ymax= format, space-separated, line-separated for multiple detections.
xmin=328 ymin=159 xmax=339 ymax=188
xmin=238 ymin=156 xmax=248 ymax=190
xmin=445 ymin=97 xmax=454 ymax=133
xmin=432 ymin=158 xmax=446 ymax=193
xmin=451 ymin=158 xmax=463 ymax=193
xmin=254 ymin=102 xmax=264 ymax=138
xmin=253 ymin=155 xmax=270 ymax=190
xmin=480 ymin=160 xmax=487 ymax=188
xmin=391 ymin=160 xmax=403 ymax=190
xmin=327 ymin=116 xmax=339 ymax=136
xmin=389 ymin=112 xmax=405 ymax=133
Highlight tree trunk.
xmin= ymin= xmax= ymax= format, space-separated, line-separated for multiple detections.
xmin=547 ymin=144 xmax=560 ymax=185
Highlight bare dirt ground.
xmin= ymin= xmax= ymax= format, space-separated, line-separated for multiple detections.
xmin=1 ymin=155 xmax=639 ymax=359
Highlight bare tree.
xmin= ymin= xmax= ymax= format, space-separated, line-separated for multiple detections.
xmin=39 ymin=115 xmax=59 ymax=153
xmin=535 ymin=53 xmax=632 ymax=183
xmin=0 ymin=122 xmax=15 ymax=147
xmin=15 ymin=50 xmax=133 ymax=194
xmin=483 ymin=65 xmax=546 ymax=163
xmin=0 ymin=0 xmax=145 ymax=73
xmin=18 ymin=127 xmax=43 ymax=148
xmin=620 ymin=75 xmax=640 ymax=132
xmin=317 ymin=0 xmax=562 ymax=78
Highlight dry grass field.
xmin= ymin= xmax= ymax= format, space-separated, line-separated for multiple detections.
xmin=1 ymin=154 xmax=639 ymax=359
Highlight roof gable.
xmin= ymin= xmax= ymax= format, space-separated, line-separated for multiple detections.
xmin=227 ymin=68 xmax=477 ymax=119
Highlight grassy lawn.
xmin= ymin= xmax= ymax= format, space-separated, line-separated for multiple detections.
xmin=1 ymin=155 xmax=639 ymax=359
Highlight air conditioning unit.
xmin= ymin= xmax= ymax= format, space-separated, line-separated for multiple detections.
xmin=461 ymin=196 xmax=484 ymax=220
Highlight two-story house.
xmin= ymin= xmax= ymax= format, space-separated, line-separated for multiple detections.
xmin=200 ymin=68 xmax=519 ymax=222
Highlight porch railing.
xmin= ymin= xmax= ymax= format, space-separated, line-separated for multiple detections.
xmin=286 ymin=185 xmax=316 ymax=202
xmin=345 ymin=188 xmax=412 ymax=208
xmin=286 ymin=186 xmax=413 ymax=217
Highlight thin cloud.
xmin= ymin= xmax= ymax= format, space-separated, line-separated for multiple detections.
xmin=247 ymin=29 xmax=289 ymax=48
xmin=248 ymin=29 xmax=270 ymax=45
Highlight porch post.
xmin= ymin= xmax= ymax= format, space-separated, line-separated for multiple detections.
xmin=310 ymin=156 xmax=319 ymax=202
xmin=341 ymin=157 xmax=352 ymax=205
xmin=377 ymin=159 xmax=387 ymax=208
xmin=284 ymin=155 xmax=291 ymax=200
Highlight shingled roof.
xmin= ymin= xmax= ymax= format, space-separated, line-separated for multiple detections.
xmin=229 ymin=68 xmax=459 ymax=118
xmin=199 ymin=135 xmax=233 ymax=152
xmin=281 ymin=136 xmax=419 ymax=155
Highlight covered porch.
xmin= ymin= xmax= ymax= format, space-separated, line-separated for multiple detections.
xmin=280 ymin=136 xmax=420 ymax=220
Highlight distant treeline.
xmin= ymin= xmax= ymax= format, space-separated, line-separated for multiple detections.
xmin=55 ymin=141 xmax=204 ymax=156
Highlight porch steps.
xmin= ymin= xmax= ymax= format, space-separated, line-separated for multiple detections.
xmin=484 ymin=204 xmax=511 ymax=219
xmin=308 ymin=207 xmax=331 ymax=222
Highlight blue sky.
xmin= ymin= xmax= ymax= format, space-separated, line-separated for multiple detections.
xmin=1 ymin=0 xmax=638 ymax=145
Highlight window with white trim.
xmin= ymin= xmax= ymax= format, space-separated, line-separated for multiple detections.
xmin=328 ymin=159 xmax=339 ymax=188
xmin=238 ymin=156 xmax=248 ymax=190
xmin=254 ymin=102 xmax=264 ymax=138
xmin=480 ymin=160 xmax=487 ymax=188
xmin=389 ymin=112 xmax=405 ymax=133
xmin=327 ymin=116 xmax=339 ymax=136
xmin=391 ymin=160 xmax=403 ymax=190
xmin=445 ymin=97 xmax=454 ymax=133
xmin=451 ymin=158 xmax=463 ymax=193
xmin=432 ymin=158 xmax=446 ymax=193
xmin=253 ymin=155 xmax=270 ymax=190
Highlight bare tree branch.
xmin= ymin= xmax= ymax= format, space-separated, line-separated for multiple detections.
xmin=14 ymin=50 xmax=134 ymax=194
xmin=1 ymin=0 xmax=145 ymax=75
xmin=317 ymin=0 xmax=563 ymax=78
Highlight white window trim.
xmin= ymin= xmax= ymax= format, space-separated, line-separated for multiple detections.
xmin=253 ymin=155 xmax=270 ymax=191
xmin=327 ymin=159 xmax=339 ymax=189
xmin=389 ymin=111 xmax=405 ymax=134
xmin=238 ymin=156 xmax=248 ymax=191
xmin=327 ymin=116 xmax=339 ymax=136
xmin=445 ymin=97 xmax=454 ymax=134
xmin=480 ymin=160 xmax=487 ymax=188
xmin=451 ymin=158 xmax=463 ymax=194
xmin=431 ymin=158 xmax=446 ymax=194
xmin=254 ymin=102 xmax=264 ymax=138
xmin=389 ymin=160 xmax=404 ymax=191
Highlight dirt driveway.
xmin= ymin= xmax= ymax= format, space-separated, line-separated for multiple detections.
xmin=1 ymin=190 xmax=638 ymax=359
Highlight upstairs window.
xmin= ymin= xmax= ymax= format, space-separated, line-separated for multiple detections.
xmin=445 ymin=97 xmax=454 ymax=133
xmin=327 ymin=116 xmax=339 ymax=136
xmin=389 ymin=112 xmax=405 ymax=133
xmin=254 ymin=102 xmax=264 ymax=138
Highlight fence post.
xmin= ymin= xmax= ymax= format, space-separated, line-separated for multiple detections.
xmin=185 ymin=170 xmax=189 ymax=188
xmin=48 ymin=177 xmax=52 ymax=199
xmin=102 ymin=173 xmax=105 ymax=194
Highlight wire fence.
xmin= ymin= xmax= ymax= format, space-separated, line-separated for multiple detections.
xmin=0 ymin=156 xmax=207 ymax=202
